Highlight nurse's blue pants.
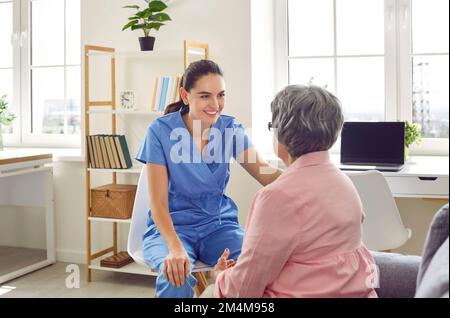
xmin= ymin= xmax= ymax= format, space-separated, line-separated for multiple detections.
xmin=143 ymin=220 xmax=244 ymax=298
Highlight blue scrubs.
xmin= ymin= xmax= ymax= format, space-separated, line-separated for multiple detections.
xmin=136 ymin=107 xmax=252 ymax=298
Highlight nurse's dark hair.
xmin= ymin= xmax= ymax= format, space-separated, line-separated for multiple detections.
xmin=164 ymin=59 xmax=224 ymax=115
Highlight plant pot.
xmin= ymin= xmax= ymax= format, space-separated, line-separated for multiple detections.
xmin=404 ymin=146 xmax=409 ymax=162
xmin=139 ymin=36 xmax=155 ymax=51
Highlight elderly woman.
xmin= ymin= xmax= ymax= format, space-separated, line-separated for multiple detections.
xmin=210 ymin=85 xmax=378 ymax=298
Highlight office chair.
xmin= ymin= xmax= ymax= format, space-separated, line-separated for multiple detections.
xmin=127 ymin=166 xmax=213 ymax=297
xmin=348 ymin=170 xmax=412 ymax=251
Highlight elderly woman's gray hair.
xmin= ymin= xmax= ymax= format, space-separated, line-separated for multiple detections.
xmin=271 ymin=85 xmax=344 ymax=158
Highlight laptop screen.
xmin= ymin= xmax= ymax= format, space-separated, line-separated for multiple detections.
xmin=340 ymin=122 xmax=405 ymax=165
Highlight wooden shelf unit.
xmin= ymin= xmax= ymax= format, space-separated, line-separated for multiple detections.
xmin=84 ymin=41 xmax=209 ymax=282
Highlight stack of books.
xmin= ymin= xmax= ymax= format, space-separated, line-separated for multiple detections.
xmin=86 ymin=134 xmax=133 ymax=169
xmin=100 ymin=251 xmax=134 ymax=268
xmin=151 ymin=75 xmax=182 ymax=112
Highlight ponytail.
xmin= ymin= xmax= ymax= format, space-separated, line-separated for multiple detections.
xmin=164 ymin=100 xmax=184 ymax=115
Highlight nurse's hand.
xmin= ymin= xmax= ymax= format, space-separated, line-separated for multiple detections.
xmin=163 ymin=247 xmax=190 ymax=288
xmin=214 ymin=248 xmax=236 ymax=273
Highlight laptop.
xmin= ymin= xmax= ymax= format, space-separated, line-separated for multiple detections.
xmin=339 ymin=122 xmax=405 ymax=172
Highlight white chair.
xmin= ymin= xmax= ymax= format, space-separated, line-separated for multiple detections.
xmin=127 ymin=166 xmax=213 ymax=295
xmin=347 ymin=170 xmax=412 ymax=251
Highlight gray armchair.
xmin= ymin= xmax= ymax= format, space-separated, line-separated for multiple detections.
xmin=372 ymin=204 xmax=449 ymax=298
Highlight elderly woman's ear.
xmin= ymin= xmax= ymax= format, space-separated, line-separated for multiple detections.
xmin=272 ymin=137 xmax=293 ymax=167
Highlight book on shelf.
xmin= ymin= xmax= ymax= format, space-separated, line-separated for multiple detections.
xmin=165 ymin=77 xmax=173 ymax=110
xmin=158 ymin=76 xmax=169 ymax=112
xmin=108 ymin=136 xmax=121 ymax=169
xmin=98 ymin=135 xmax=111 ymax=169
xmin=100 ymin=251 xmax=133 ymax=268
xmin=87 ymin=134 xmax=133 ymax=169
xmin=86 ymin=136 xmax=95 ymax=168
xmin=114 ymin=135 xmax=133 ymax=169
xmin=88 ymin=136 xmax=98 ymax=168
xmin=103 ymin=135 xmax=116 ymax=169
xmin=151 ymin=76 xmax=162 ymax=112
xmin=173 ymin=75 xmax=181 ymax=102
xmin=150 ymin=77 xmax=159 ymax=112
xmin=150 ymin=75 xmax=182 ymax=112
xmin=93 ymin=135 xmax=105 ymax=169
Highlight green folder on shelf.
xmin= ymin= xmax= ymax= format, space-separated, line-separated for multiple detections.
xmin=113 ymin=135 xmax=133 ymax=169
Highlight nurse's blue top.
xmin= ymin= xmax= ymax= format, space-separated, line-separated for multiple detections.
xmin=136 ymin=107 xmax=252 ymax=235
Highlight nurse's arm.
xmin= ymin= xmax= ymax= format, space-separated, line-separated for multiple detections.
xmin=238 ymin=147 xmax=283 ymax=186
xmin=146 ymin=164 xmax=182 ymax=249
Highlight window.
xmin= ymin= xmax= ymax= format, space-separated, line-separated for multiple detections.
xmin=273 ymin=0 xmax=449 ymax=154
xmin=0 ymin=0 xmax=81 ymax=147
xmin=409 ymin=0 xmax=449 ymax=138
xmin=0 ymin=0 xmax=15 ymax=136
xmin=288 ymin=0 xmax=385 ymax=122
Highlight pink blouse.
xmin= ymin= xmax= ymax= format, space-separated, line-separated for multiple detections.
xmin=215 ymin=151 xmax=378 ymax=298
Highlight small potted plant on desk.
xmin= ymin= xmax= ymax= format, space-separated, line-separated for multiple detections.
xmin=0 ymin=95 xmax=16 ymax=151
xmin=122 ymin=0 xmax=172 ymax=51
xmin=404 ymin=121 xmax=422 ymax=162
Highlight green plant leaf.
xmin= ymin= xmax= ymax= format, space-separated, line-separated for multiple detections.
xmin=147 ymin=0 xmax=167 ymax=12
xmin=142 ymin=8 xmax=154 ymax=19
xmin=135 ymin=10 xmax=147 ymax=18
xmin=147 ymin=22 xmax=165 ymax=31
xmin=404 ymin=120 xmax=422 ymax=148
xmin=149 ymin=12 xmax=171 ymax=22
xmin=122 ymin=19 xmax=139 ymax=31
xmin=0 ymin=114 xmax=15 ymax=126
xmin=0 ymin=96 xmax=8 ymax=111
xmin=0 ymin=95 xmax=15 ymax=125
xmin=130 ymin=24 xmax=145 ymax=31
xmin=122 ymin=5 xmax=140 ymax=10
xmin=122 ymin=1 xmax=170 ymax=36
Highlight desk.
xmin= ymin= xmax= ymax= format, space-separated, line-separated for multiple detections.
xmin=331 ymin=155 xmax=449 ymax=199
xmin=267 ymin=154 xmax=449 ymax=199
xmin=0 ymin=150 xmax=55 ymax=284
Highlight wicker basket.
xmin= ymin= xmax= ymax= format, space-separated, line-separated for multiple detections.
xmin=91 ymin=184 xmax=137 ymax=219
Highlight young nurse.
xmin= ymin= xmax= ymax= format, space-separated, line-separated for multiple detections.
xmin=136 ymin=60 xmax=283 ymax=298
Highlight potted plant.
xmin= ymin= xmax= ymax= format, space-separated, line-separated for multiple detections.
xmin=0 ymin=95 xmax=16 ymax=151
xmin=404 ymin=121 xmax=422 ymax=161
xmin=122 ymin=0 xmax=172 ymax=51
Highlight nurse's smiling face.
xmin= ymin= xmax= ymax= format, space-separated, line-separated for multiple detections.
xmin=180 ymin=73 xmax=226 ymax=127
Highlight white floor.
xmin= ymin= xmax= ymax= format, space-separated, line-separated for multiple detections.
xmin=0 ymin=262 xmax=156 ymax=298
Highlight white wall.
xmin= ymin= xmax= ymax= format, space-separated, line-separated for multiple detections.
xmin=83 ymin=0 xmax=253 ymax=127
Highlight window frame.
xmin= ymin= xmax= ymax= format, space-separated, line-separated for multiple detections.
xmin=274 ymin=0 xmax=449 ymax=156
xmin=3 ymin=0 xmax=81 ymax=148
xmin=0 ymin=0 xmax=20 ymax=145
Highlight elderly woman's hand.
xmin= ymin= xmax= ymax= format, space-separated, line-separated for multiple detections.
xmin=215 ymin=248 xmax=236 ymax=273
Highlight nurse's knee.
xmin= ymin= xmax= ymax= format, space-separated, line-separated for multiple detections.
xmin=156 ymin=272 xmax=197 ymax=298
xmin=157 ymin=268 xmax=197 ymax=286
